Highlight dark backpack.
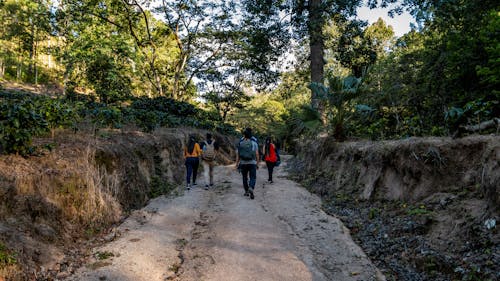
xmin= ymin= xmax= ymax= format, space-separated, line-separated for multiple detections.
xmin=238 ymin=139 xmax=255 ymax=161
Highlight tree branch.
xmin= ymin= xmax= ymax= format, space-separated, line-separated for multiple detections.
xmin=463 ymin=118 xmax=500 ymax=132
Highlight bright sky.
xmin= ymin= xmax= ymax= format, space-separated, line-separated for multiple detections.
xmin=357 ymin=5 xmax=415 ymax=37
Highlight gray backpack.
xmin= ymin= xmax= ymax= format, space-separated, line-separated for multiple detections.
xmin=238 ymin=139 xmax=255 ymax=161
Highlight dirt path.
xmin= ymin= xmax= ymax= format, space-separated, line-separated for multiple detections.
xmin=66 ymin=156 xmax=385 ymax=281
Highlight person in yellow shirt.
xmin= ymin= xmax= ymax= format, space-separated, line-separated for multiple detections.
xmin=184 ymin=135 xmax=202 ymax=190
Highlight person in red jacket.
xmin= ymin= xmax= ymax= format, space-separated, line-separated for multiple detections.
xmin=263 ymin=137 xmax=278 ymax=183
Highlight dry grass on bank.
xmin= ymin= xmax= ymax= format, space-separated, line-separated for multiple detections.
xmin=1 ymin=142 xmax=122 ymax=229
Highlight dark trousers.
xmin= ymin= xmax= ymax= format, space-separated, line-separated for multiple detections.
xmin=185 ymin=157 xmax=199 ymax=184
xmin=266 ymin=161 xmax=276 ymax=181
xmin=240 ymin=164 xmax=256 ymax=191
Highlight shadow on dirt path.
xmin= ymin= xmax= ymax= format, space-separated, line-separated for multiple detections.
xmin=65 ymin=156 xmax=385 ymax=281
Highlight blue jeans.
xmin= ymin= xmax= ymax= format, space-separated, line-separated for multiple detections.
xmin=240 ymin=164 xmax=256 ymax=191
xmin=185 ymin=157 xmax=199 ymax=184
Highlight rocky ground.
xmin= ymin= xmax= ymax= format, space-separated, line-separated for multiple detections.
xmin=289 ymin=135 xmax=499 ymax=281
xmin=323 ymin=197 xmax=499 ymax=281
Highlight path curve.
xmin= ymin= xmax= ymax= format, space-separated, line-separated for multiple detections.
xmin=65 ymin=156 xmax=385 ymax=281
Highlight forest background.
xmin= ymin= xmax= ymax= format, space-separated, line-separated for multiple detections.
xmin=0 ymin=0 xmax=498 ymax=154
xmin=0 ymin=1 xmax=498 ymax=280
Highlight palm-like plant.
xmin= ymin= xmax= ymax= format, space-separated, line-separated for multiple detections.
xmin=310 ymin=75 xmax=362 ymax=141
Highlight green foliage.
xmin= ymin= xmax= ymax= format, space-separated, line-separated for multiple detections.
xmin=0 ymin=99 xmax=48 ymax=155
xmin=476 ymin=11 xmax=500 ymax=88
xmin=95 ymin=251 xmax=114 ymax=260
xmin=86 ymin=52 xmax=132 ymax=104
xmin=130 ymin=97 xmax=198 ymax=117
xmin=1 ymin=0 xmax=498 ymax=145
xmin=344 ymin=1 xmax=500 ymax=139
xmin=0 ymin=89 xmax=237 ymax=155
xmin=310 ymin=74 xmax=363 ymax=141
xmin=444 ymin=98 xmax=498 ymax=134
xmin=0 ymin=0 xmax=53 ymax=84
xmin=148 ymin=176 xmax=175 ymax=198
xmin=407 ymin=205 xmax=432 ymax=216
xmin=288 ymin=104 xmax=323 ymax=136
xmin=89 ymin=105 xmax=123 ymax=131
xmin=39 ymin=97 xmax=78 ymax=135
xmin=0 ymin=93 xmax=81 ymax=154
xmin=368 ymin=207 xmax=380 ymax=220
xmin=0 ymin=243 xmax=17 ymax=266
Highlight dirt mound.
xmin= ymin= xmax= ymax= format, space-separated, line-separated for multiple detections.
xmin=289 ymin=135 xmax=499 ymax=280
xmin=0 ymin=128 xmax=236 ymax=280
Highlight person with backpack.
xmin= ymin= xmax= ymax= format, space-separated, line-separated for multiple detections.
xmin=236 ymin=128 xmax=259 ymax=199
xmin=263 ymin=137 xmax=278 ymax=183
xmin=201 ymin=132 xmax=219 ymax=190
xmin=183 ymin=135 xmax=202 ymax=190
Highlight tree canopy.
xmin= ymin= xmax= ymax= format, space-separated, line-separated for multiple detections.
xmin=0 ymin=0 xmax=498 ymax=145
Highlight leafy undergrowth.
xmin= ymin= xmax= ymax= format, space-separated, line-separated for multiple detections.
xmin=0 ymin=89 xmax=237 ymax=156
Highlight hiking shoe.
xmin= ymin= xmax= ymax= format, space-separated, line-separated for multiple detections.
xmin=244 ymin=191 xmax=249 ymax=196
xmin=205 ymin=184 xmax=209 ymax=190
xmin=192 ymin=182 xmax=198 ymax=186
xmin=186 ymin=184 xmax=191 ymax=190
xmin=209 ymin=183 xmax=214 ymax=187
xmin=249 ymin=189 xmax=254 ymax=200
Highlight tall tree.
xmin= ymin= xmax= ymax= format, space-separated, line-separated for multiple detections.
xmin=364 ymin=18 xmax=394 ymax=58
xmin=353 ymin=0 xmax=500 ymax=137
xmin=201 ymin=69 xmax=250 ymax=122
xmin=0 ymin=0 xmax=52 ymax=83
xmin=154 ymin=0 xmax=238 ymax=99
xmin=242 ymin=0 xmax=363 ymax=113
xmin=55 ymin=0 xmax=181 ymax=99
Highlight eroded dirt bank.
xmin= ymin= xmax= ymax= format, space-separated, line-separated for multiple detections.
xmin=65 ymin=158 xmax=385 ymax=281
xmin=289 ymin=135 xmax=499 ymax=280
xmin=0 ymin=128 xmax=235 ymax=280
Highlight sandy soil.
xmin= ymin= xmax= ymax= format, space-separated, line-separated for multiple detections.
xmin=65 ymin=156 xmax=385 ymax=281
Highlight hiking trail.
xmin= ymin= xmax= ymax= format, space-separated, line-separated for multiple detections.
xmin=66 ymin=156 xmax=385 ymax=281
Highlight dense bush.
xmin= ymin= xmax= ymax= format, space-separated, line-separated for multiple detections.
xmin=0 ymin=99 xmax=49 ymax=155
xmin=0 ymin=91 xmax=237 ymax=155
xmin=130 ymin=96 xmax=198 ymax=117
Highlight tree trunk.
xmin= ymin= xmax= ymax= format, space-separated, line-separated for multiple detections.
xmin=29 ymin=19 xmax=35 ymax=81
xmin=150 ymin=50 xmax=163 ymax=97
xmin=463 ymin=118 xmax=500 ymax=132
xmin=34 ymin=36 xmax=38 ymax=86
xmin=173 ymin=52 xmax=188 ymax=100
xmin=0 ymin=59 xmax=4 ymax=78
xmin=63 ymin=62 xmax=73 ymax=96
xmin=308 ymin=0 xmax=325 ymax=115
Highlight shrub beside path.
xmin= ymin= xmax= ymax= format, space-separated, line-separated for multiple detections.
xmin=66 ymin=156 xmax=385 ymax=281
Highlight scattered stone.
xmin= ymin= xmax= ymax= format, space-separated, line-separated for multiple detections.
xmin=484 ymin=218 xmax=496 ymax=230
xmin=56 ymin=271 xmax=70 ymax=279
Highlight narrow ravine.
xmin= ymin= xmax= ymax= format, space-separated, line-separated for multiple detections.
xmin=66 ymin=156 xmax=385 ymax=281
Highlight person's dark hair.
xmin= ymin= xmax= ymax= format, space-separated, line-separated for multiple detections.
xmin=243 ymin=128 xmax=252 ymax=139
xmin=206 ymin=132 xmax=212 ymax=140
xmin=187 ymin=135 xmax=196 ymax=154
xmin=265 ymin=137 xmax=272 ymax=156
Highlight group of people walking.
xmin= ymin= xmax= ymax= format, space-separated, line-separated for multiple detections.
xmin=183 ymin=128 xmax=280 ymax=200
xmin=183 ymin=133 xmax=219 ymax=190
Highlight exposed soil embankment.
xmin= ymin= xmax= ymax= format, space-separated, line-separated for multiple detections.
xmin=0 ymin=128 xmax=235 ymax=280
xmin=289 ymin=135 xmax=499 ymax=281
